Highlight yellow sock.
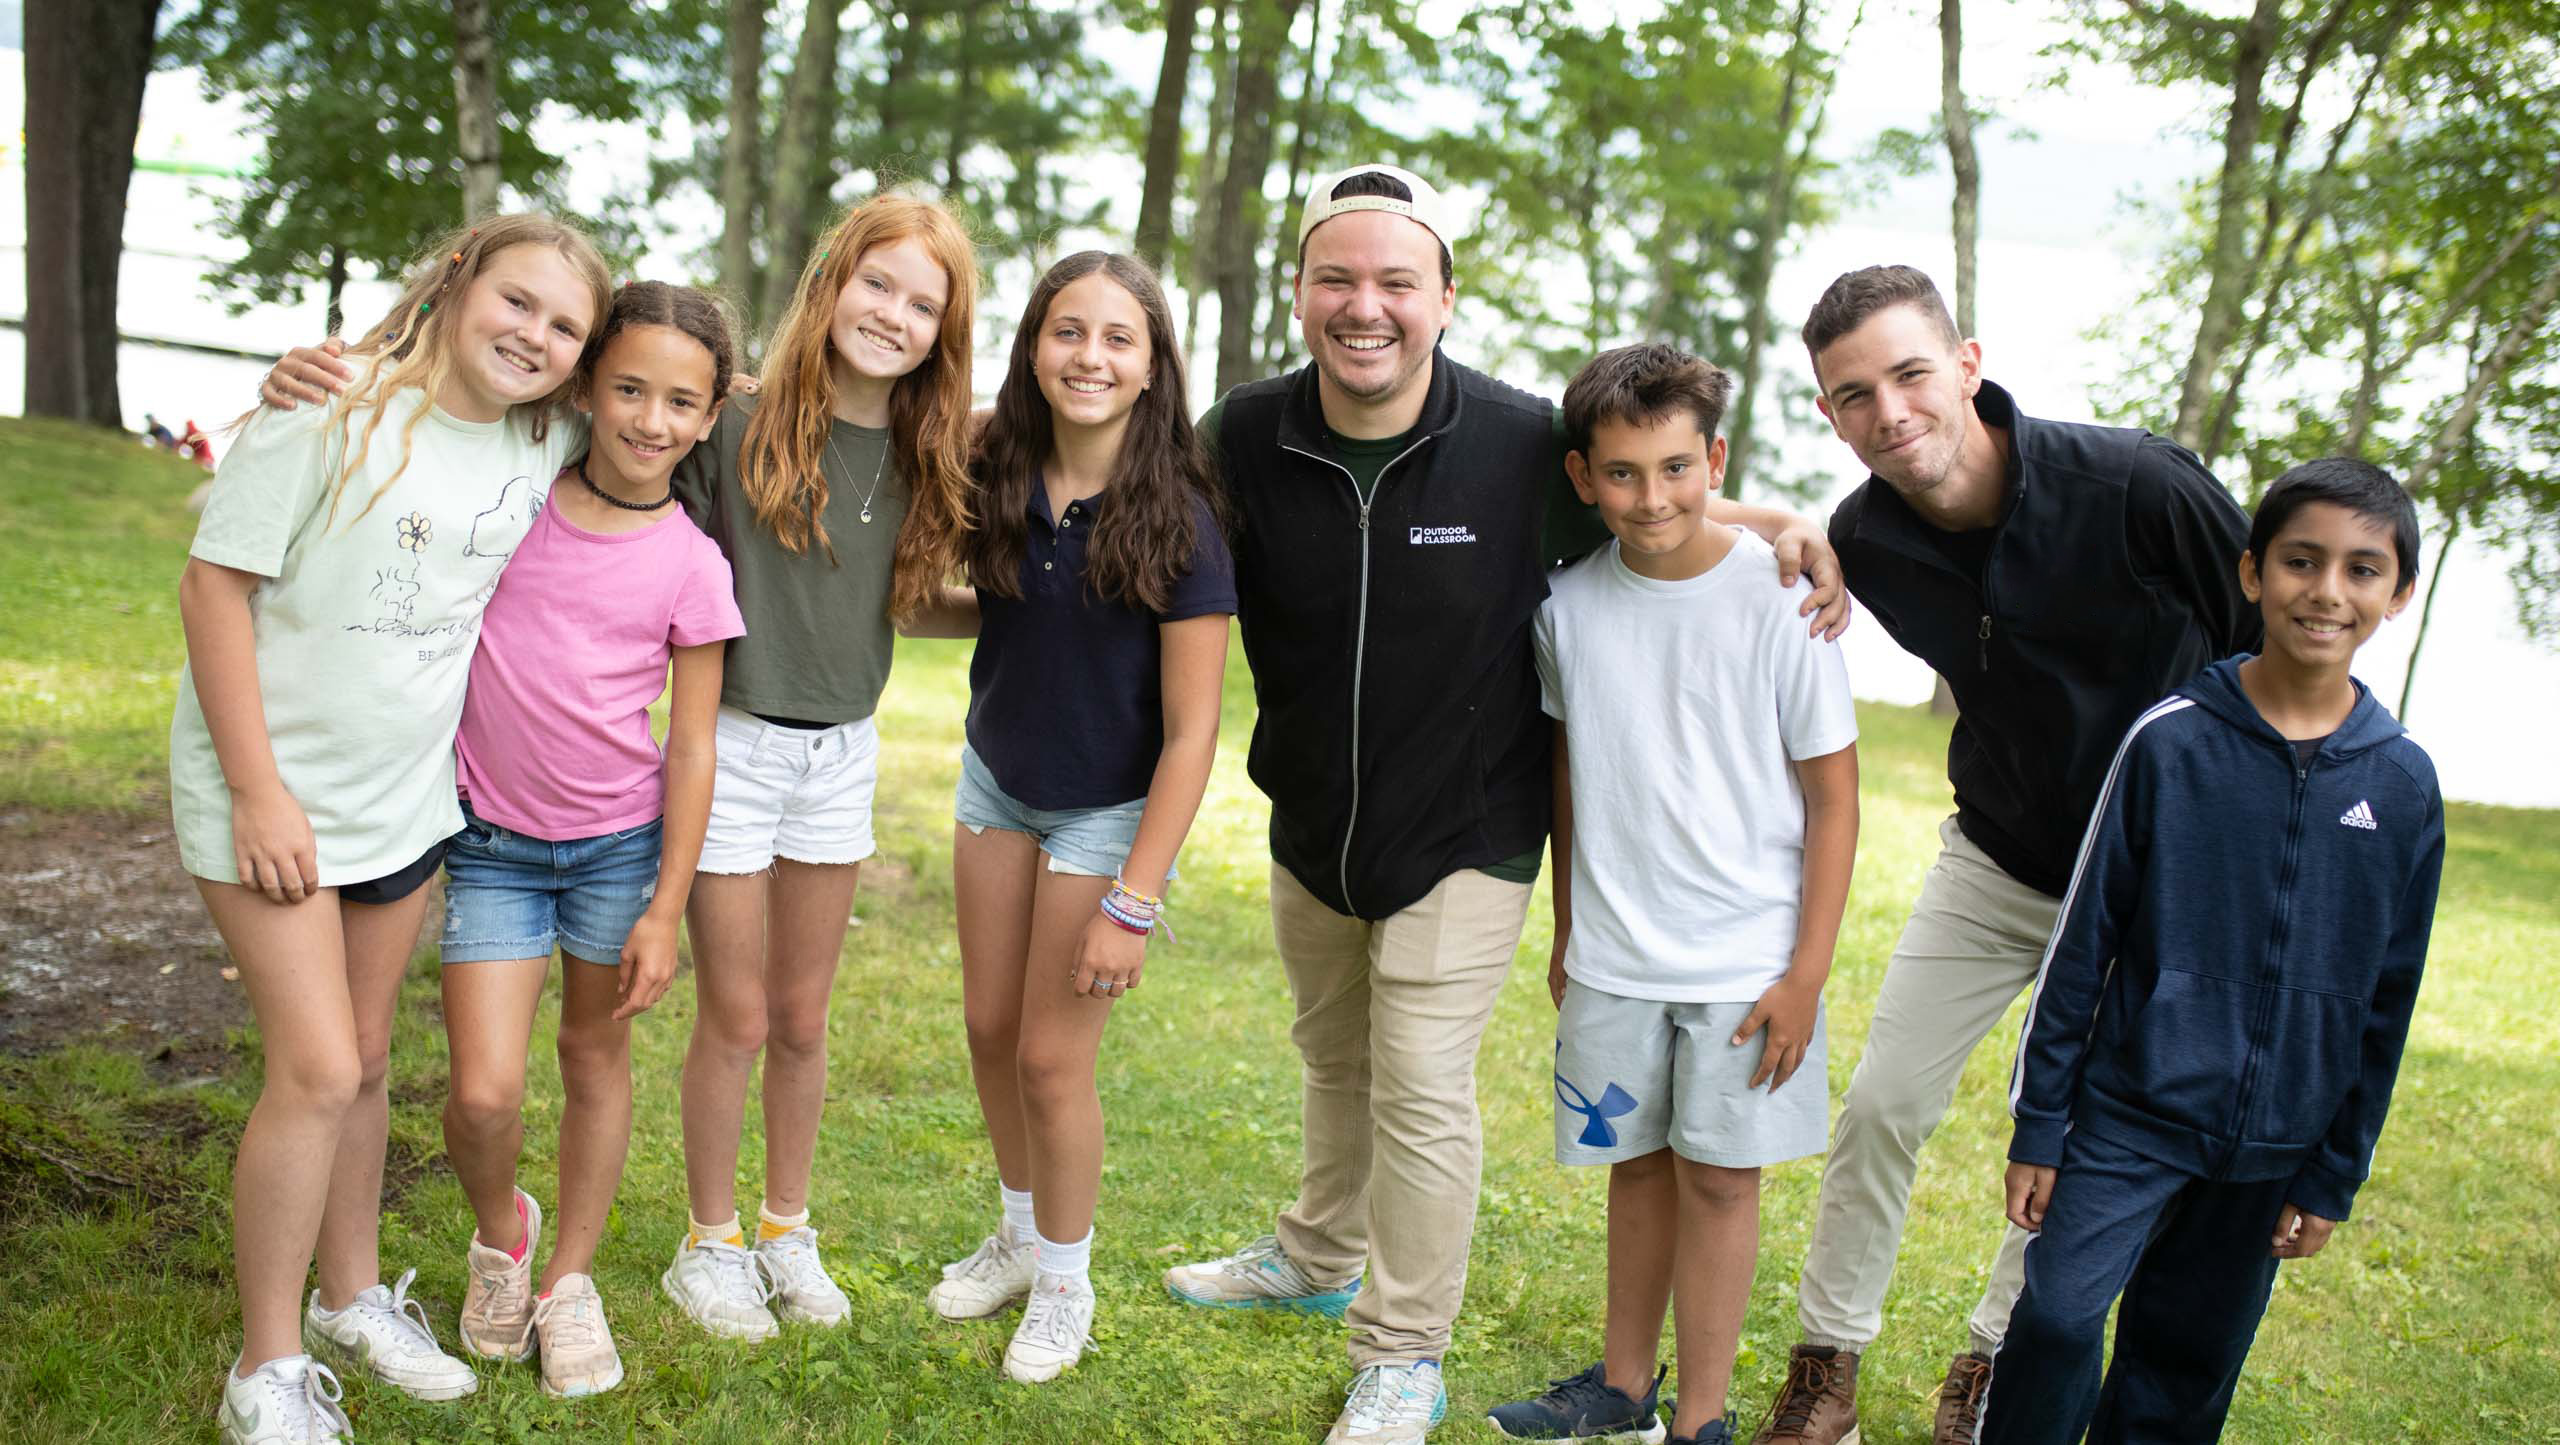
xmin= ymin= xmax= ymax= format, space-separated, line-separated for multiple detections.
xmin=687 ymin=1214 xmax=745 ymax=1249
xmin=757 ymin=1201 xmax=810 ymax=1241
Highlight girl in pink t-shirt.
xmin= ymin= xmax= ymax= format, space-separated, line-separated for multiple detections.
xmin=435 ymin=283 xmax=745 ymax=1398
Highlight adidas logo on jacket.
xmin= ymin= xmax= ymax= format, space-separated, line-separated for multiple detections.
xmin=2007 ymin=656 xmax=2446 ymax=1222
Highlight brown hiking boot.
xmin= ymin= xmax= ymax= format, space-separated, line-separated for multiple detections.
xmin=1750 ymin=1344 xmax=1861 ymax=1443
xmin=1934 ymin=1351 xmax=1992 ymax=1444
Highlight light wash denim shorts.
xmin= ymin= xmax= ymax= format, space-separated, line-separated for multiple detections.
xmin=440 ymin=801 xmax=662 ymax=965
xmin=954 ymin=744 xmax=1167 ymax=880
xmin=1553 ymin=977 xmax=1830 ymax=1169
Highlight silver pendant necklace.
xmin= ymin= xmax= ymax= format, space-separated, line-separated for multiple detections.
xmin=825 ymin=429 xmax=888 ymax=524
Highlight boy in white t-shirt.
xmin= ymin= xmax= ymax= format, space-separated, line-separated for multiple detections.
xmin=1494 ymin=345 xmax=1861 ymax=1445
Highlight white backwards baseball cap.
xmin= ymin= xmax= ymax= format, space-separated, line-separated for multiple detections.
xmin=1297 ymin=163 xmax=1458 ymax=258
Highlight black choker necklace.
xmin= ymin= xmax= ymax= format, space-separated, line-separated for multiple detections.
xmin=578 ymin=455 xmax=676 ymax=512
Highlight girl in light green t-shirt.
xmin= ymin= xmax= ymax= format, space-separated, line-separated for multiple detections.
xmin=182 ymin=215 xmax=609 ymax=1445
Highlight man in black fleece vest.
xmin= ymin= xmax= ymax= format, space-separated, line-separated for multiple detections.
xmin=1751 ymin=266 xmax=2260 ymax=1445
xmin=1160 ymin=164 xmax=1849 ymax=1445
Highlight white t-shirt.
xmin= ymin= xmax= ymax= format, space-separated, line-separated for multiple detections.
xmin=1532 ymin=531 xmax=1859 ymax=1002
xmin=170 ymin=391 xmax=581 ymax=885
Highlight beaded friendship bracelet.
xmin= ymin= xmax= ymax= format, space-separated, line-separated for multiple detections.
xmin=1097 ymin=877 xmax=1168 ymax=939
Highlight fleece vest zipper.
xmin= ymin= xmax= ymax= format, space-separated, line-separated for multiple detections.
xmin=1280 ymin=433 xmax=1437 ymax=917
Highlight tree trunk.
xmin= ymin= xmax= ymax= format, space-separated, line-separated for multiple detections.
xmin=1940 ymin=0 xmax=1978 ymax=337
xmin=325 ymin=244 xmax=349 ymax=338
xmin=2168 ymin=0 xmax=2281 ymax=451
xmin=451 ymin=0 xmax=502 ymax=220
xmin=1262 ymin=0 xmax=1337 ymax=371
xmin=877 ymin=4 xmax=915 ymax=138
xmin=722 ymin=0 xmax=768 ymax=334
xmin=947 ymin=1 xmax=982 ymax=195
xmin=759 ymin=0 xmax=845 ymax=327
xmin=2397 ymin=516 xmax=2460 ymax=720
xmin=1725 ymin=0 xmax=1822 ymax=501
xmin=1214 ymin=0 xmax=1306 ymax=394
xmin=22 ymin=0 xmax=159 ymax=426
xmin=1185 ymin=0 xmax=1237 ymax=368
xmin=2202 ymin=24 xmax=2398 ymax=463
xmin=1135 ymin=0 xmax=1199 ymax=272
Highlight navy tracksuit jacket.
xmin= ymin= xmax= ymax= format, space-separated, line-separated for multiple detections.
xmin=1980 ymin=657 xmax=2445 ymax=1444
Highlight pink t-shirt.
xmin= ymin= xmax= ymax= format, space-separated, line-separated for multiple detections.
xmin=455 ymin=497 xmax=745 ymax=838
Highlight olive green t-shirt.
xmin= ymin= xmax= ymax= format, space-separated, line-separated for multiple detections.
xmin=671 ymin=395 xmax=909 ymax=722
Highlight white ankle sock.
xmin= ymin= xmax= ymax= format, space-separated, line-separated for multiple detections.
xmin=1000 ymin=1184 xmax=1037 ymax=1247
xmin=1034 ymin=1227 xmax=1093 ymax=1283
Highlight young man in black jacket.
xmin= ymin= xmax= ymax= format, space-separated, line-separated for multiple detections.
xmin=1753 ymin=266 xmax=2262 ymax=1445
xmin=1160 ymin=164 xmax=1848 ymax=1445
xmin=1981 ymin=459 xmax=2442 ymax=1443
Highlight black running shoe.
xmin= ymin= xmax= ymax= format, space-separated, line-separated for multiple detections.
xmin=1486 ymin=1361 xmax=1669 ymax=1442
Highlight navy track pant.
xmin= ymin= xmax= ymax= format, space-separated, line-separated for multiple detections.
xmin=1976 ymin=1129 xmax=2291 ymax=1445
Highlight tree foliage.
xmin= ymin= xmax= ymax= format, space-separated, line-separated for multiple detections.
xmin=164 ymin=0 xmax=690 ymax=323
xmin=2093 ymin=0 xmax=2560 ymax=683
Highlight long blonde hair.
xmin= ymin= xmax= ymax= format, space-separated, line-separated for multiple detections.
xmin=741 ymin=194 xmax=979 ymax=624
xmin=324 ymin=214 xmax=612 ymax=526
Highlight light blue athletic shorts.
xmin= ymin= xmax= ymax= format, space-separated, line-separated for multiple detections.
xmin=954 ymin=743 xmax=1171 ymax=881
xmin=1553 ymin=977 xmax=1830 ymax=1169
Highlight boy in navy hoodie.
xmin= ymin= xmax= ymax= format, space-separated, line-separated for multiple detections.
xmin=1978 ymin=458 xmax=2445 ymax=1445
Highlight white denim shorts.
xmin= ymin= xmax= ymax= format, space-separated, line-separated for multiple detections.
xmin=698 ymin=707 xmax=880 ymax=874
xmin=1553 ymin=977 xmax=1831 ymax=1169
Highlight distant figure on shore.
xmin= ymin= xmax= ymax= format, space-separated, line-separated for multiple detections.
xmin=142 ymin=412 xmax=180 ymax=450
xmin=179 ymin=419 xmax=218 ymax=470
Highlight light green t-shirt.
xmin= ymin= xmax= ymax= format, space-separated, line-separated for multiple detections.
xmin=169 ymin=391 xmax=581 ymax=884
xmin=673 ymin=395 xmax=909 ymax=723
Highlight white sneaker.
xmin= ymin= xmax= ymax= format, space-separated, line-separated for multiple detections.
xmin=660 ymin=1235 xmax=778 ymax=1341
xmin=1326 ymin=1361 xmax=1449 ymax=1444
xmin=303 ymin=1268 xmax=476 ymax=1401
xmin=756 ymin=1225 xmax=852 ymax=1326
xmin=532 ymin=1274 xmax=625 ymax=1398
xmin=928 ymin=1233 xmax=1035 ymax=1320
xmin=218 ymin=1355 xmax=351 ymax=1444
xmin=1002 ymin=1271 xmax=1096 ymax=1384
xmin=1164 ymin=1233 xmax=1362 ymax=1317
xmin=458 ymin=1190 xmax=541 ymax=1361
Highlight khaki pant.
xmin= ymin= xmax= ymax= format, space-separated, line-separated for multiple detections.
xmin=1797 ymin=816 xmax=2060 ymax=1355
xmin=1269 ymin=863 xmax=1534 ymax=1367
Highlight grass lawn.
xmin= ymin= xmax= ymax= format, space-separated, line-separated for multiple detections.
xmin=3 ymin=413 xmax=2555 ymax=1442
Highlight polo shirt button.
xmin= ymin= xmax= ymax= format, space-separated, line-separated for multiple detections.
xmin=813 ymin=738 xmax=824 ymax=751
xmin=1061 ymin=516 xmax=1072 ymax=527
xmin=1044 ymin=561 xmax=1054 ymax=570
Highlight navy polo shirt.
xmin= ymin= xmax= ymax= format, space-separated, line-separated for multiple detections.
xmin=965 ymin=483 xmax=1237 ymax=811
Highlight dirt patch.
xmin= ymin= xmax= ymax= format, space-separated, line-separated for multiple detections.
xmin=0 ymin=808 xmax=245 ymax=1069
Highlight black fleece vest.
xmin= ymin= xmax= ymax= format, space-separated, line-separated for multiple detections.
xmin=1215 ymin=353 xmax=1560 ymax=919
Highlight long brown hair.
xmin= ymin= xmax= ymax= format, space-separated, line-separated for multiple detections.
xmin=326 ymin=214 xmax=611 ymax=526
xmin=962 ymin=251 xmax=1223 ymax=613
xmin=740 ymin=194 xmax=979 ymax=624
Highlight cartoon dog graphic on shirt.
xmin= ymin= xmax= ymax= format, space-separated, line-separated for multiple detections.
xmin=465 ymin=475 xmax=541 ymax=561
xmin=346 ymin=475 xmax=539 ymax=637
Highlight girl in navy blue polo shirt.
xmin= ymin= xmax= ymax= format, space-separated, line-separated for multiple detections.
xmin=928 ymin=252 xmax=1235 ymax=1383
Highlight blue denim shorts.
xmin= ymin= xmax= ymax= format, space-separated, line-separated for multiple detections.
xmin=954 ymin=744 xmax=1165 ymax=880
xmin=439 ymin=801 xmax=663 ymax=965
